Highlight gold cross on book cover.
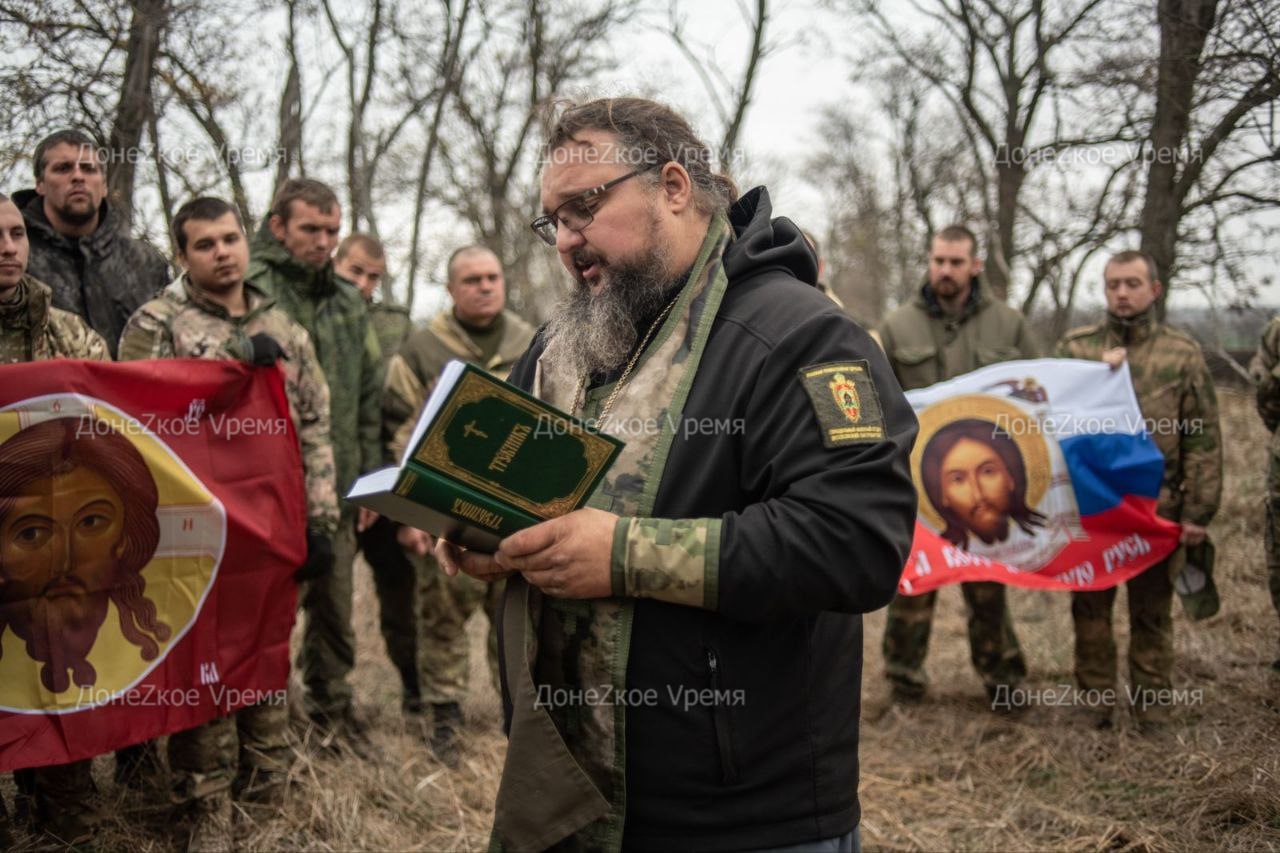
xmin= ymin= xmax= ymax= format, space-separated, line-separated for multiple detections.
xmin=345 ymin=360 xmax=624 ymax=552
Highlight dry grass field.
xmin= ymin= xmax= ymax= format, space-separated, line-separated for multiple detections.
xmin=5 ymin=389 xmax=1278 ymax=851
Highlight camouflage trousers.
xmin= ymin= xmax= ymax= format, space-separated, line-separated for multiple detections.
xmin=1266 ymin=431 xmax=1280 ymax=625
xmin=25 ymin=759 xmax=98 ymax=839
xmin=298 ymin=519 xmax=357 ymax=718
xmin=882 ymin=581 xmax=1027 ymax=696
xmin=1071 ymin=548 xmax=1180 ymax=719
xmin=411 ymin=551 xmax=502 ymax=704
xmin=169 ymin=698 xmax=291 ymax=805
xmin=358 ymin=517 xmax=421 ymax=710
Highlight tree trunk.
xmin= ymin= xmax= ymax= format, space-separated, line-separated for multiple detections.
xmin=1139 ymin=0 xmax=1219 ymax=316
xmin=108 ymin=0 xmax=166 ymax=228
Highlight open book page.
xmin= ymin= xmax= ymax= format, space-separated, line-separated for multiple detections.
xmin=398 ymin=359 xmax=467 ymax=468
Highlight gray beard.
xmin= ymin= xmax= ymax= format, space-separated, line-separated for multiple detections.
xmin=545 ymin=240 xmax=675 ymax=378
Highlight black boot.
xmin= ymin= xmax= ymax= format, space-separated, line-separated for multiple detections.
xmin=430 ymin=702 xmax=464 ymax=768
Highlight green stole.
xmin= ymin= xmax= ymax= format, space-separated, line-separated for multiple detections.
xmin=491 ymin=215 xmax=732 ymax=852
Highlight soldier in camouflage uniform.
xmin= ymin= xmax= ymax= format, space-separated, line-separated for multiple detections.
xmin=246 ymin=179 xmax=383 ymax=751
xmin=0 ymin=193 xmax=110 ymax=847
xmin=1248 ymin=316 xmax=1280 ymax=670
xmin=119 ymin=197 xmax=339 ymax=852
xmin=331 ymin=232 xmax=423 ymax=713
xmin=877 ymin=225 xmax=1039 ymax=703
xmin=1056 ymin=250 xmax=1221 ymax=726
xmin=12 ymin=130 xmax=170 ymax=791
xmin=12 ymin=129 xmax=168 ymax=357
xmin=385 ymin=245 xmax=534 ymax=763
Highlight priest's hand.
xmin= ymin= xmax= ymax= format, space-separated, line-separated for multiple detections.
xmin=496 ymin=508 xmax=617 ymax=599
xmin=432 ymin=535 xmax=513 ymax=582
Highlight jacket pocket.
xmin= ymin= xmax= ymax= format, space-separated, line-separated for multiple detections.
xmin=892 ymin=345 xmax=938 ymax=389
xmin=893 ymin=345 xmax=936 ymax=367
xmin=706 ymin=648 xmax=739 ymax=785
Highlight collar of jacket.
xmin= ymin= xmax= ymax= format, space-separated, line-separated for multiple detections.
xmin=432 ymin=308 xmax=529 ymax=365
xmin=0 ymin=275 xmax=53 ymax=331
xmin=1105 ymin=307 xmax=1156 ymax=346
xmin=250 ymin=222 xmax=338 ymax=297
xmin=917 ymin=275 xmax=986 ymax=322
xmin=13 ymin=188 xmax=121 ymax=258
xmin=170 ymin=272 xmax=275 ymax=321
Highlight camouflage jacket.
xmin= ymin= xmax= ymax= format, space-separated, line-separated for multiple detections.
xmin=1056 ymin=311 xmax=1222 ymax=526
xmin=367 ymin=300 xmax=413 ymax=371
xmin=12 ymin=189 xmax=169 ymax=358
xmin=876 ymin=278 xmax=1039 ymax=390
xmin=117 ymin=274 xmax=339 ymax=535
xmin=0 ymin=275 xmax=110 ymax=363
xmin=247 ymin=224 xmax=382 ymax=498
xmin=383 ymin=308 xmax=535 ymax=462
xmin=1250 ymin=314 xmax=1280 ymax=433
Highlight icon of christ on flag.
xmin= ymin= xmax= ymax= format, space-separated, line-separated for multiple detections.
xmin=0 ymin=359 xmax=307 ymax=771
xmin=899 ymin=359 xmax=1181 ymax=595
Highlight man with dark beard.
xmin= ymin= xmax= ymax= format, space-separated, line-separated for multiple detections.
xmin=428 ymin=97 xmax=917 ymax=852
xmin=382 ymin=245 xmax=534 ymax=764
xmin=11 ymin=130 xmax=169 ymax=356
xmin=876 ymin=225 xmax=1038 ymax=707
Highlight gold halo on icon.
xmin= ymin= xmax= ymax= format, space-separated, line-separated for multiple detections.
xmin=911 ymin=394 xmax=1051 ymax=532
xmin=0 ymin=395 xmax=225 ymax=714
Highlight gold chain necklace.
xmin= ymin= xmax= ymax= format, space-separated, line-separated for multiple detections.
xmin=575 ymin=294 xmax=680 ymax=424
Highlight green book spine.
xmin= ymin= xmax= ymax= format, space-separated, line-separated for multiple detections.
xmin=395 ymin=462 xmax=541 ymax=540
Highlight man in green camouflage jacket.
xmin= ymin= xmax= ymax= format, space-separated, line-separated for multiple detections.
xmin=1250 ymin=314 xmax=1280 ymax=670
xmin=246 ymin=179 xmax=382 ymax=749
xmin=384 ymin=245 xmax=534 ymax=764
xmin=877 ymin=225 xmax=1039 ymax=704
xmin=118 ymin=196 xmax=339 ymax=851
xmin=0 ymin=192 xmax=111 ymax=849
xmin=332 ymin=233 xmax=423 ymax=716
xmin=1056 ymin=250 xmax=1221 ymax=727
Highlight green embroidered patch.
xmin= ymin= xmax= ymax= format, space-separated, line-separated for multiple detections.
xmin=798 ymin=360 xmax=887 ymax=447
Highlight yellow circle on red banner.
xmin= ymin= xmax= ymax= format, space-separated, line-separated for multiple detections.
xmin=0 ymin=394 xmax=225 ymax=714
xmin=911 ymin=394 xmax=1051 ymax=533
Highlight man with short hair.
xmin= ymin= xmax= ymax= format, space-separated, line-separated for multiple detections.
xmin=118 ymin=195 xmax=338 ymax=850
xmin=1251 ymin=314 xmax=1280 ymax=670
xmin=877 ymin=225 xmax=1038 ymax=705
xmin=0 ymin=191 xmax=110 ymax=848
xmin=247 ymin=178 xmax=382 ymax=750
xmin=332 ymin=232 xmax=422 ymax=716
xmin=11 ymin=129 xmax=168 ymax=356
xmin=383 ymin=244 xmax=534 ymax=762
xmin=1056 ymin=251 xmax=1221 ymax=727
xmin=430 ymin=96 xmax=916 ymax=851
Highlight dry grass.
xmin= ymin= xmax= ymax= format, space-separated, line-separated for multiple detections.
xmin=5 ymin=389 xmax=1278 ymax=851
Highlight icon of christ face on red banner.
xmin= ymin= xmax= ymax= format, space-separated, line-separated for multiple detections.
xmin=0 ymin=402 xmax=225 ymax=714
xmin=0 ymin=361 xmax=306 ymax=772
xmin=0 ymin=417 xmax=171 ymax=695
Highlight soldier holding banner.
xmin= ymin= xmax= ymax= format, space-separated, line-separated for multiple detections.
xmin=0 ymin=191 xmax=111 ymax=847
xmin=1056 ymin=250 xmax=1221 ymax=728
xmin=877 ymin=225 xmax=1039 ymax=704
xmin=119 ymin=196 xmax=339 ymax=850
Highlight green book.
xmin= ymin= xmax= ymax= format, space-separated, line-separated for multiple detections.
xmin=346 ymin=360 xmax=623 ymax=552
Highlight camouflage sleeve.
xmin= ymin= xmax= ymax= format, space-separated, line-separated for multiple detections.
xmin=383 ymin=353 xmax=431 ymax=462
xmin=1180 ymin=351 xmax=1223 ymax=526
xmin=1250 ymin=318 xmax=1280 ymax=432
xmin=610 ymin=517 xmax=722 ymax=610
xmin=289 ymin=327 xmax=340 ymax=535
xmin=358 ymin=320 xmax=384 ymax=476
xmin=117 ymin=303 xmax=176 ymax=361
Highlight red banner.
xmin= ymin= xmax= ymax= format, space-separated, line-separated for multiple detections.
xmin=0 ymin=359 xmax=305 ymax=771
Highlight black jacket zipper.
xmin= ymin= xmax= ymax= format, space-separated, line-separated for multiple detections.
xmin=707 ymin=649 xmax=739 ymax=784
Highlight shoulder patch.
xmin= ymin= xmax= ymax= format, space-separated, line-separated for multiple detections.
xmin=798 ymin=360 xmax=886 ymax=447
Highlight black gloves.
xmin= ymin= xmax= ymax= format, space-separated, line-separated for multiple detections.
xmin=296 ymin=530 xmax=335 ymax=582
xmin=247 ymin=333 xmax=288 ymax=367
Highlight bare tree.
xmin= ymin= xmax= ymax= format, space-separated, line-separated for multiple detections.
xmin=664 ymin=0 xmax=772 ymax=169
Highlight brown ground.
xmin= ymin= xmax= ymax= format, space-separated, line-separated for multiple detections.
xmin=6 ymin=389 xmax=1278 ymax=851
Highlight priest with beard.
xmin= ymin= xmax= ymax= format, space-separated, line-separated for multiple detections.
xmin=425 ymin=97 xmax=919 ymax=853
